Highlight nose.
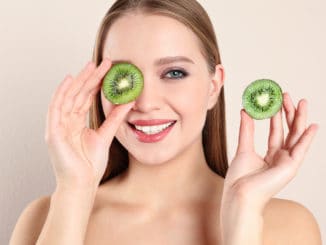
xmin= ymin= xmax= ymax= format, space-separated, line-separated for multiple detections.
xmin=132 ymin=77 xmax=161 ymax=112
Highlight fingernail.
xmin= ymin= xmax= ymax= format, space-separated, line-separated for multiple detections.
xmin=241 ymin=109 xmax=246 ymax=118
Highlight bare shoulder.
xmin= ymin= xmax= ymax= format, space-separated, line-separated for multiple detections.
xmin=10 ymin=195 xmax=51 ymax=245
xmin=263 ymin=197 xmax=322 ymax=245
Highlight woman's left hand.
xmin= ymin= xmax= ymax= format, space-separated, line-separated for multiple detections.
xmin=223 ymin=92 xmax=319 ymax=212
xmin=219 ymin=93 xmax=319 ymax=244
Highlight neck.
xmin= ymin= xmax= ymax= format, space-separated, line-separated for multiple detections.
xmin=114 ymin=137 xmax=224 ymax=210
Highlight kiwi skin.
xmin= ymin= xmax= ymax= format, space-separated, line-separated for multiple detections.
xmin=242 ymin=79 xmax=283 ymax=120
xmin=102 ymin=62 xmax=144 ymax=104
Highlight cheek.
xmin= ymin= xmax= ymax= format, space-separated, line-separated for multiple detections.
xmin=166 ymin=81 xmax=209 ymax=115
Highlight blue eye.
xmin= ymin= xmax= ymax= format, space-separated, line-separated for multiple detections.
xmin=165 ymin=69 xmax=188 ymax=80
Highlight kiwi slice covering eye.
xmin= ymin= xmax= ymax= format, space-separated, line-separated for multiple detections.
xmin=242 ymin=79 xmax=283 ymax=120
xmin=102 ymin=62 xmax=144 ymax=104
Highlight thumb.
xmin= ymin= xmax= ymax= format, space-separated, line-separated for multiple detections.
xmin=236 ymin=109 xmax=255 ymax=154
xmin=97 ymin=101 xmax=135 ymax=146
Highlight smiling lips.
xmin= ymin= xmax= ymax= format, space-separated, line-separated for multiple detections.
xmin=129 ymin=119 xmax=176 ymax=126
xmin=128 ymin=119 xmax=177 ymax=143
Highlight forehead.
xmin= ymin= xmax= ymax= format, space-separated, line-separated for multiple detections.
xmin=102 ymin=13 xmax=203 ymax=63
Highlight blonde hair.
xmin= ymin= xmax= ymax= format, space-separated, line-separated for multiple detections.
xmin=89 ymin=0 xmax=228 ymax=185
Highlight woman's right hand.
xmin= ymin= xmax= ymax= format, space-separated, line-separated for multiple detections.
xmin=45 ymin=58 xmax=135 ymax=189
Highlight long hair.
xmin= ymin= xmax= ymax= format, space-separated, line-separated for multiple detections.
xmin=89 ymin=0 xmax=228 ymax=185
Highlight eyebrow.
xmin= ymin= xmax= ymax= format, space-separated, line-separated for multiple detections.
xmin=111 ymin=56 xmax=195 ymax=66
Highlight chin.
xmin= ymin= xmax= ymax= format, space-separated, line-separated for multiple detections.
xmin=128 ymin=149 xmax=177 ymax=167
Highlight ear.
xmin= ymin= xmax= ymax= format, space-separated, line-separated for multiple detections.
xmin=207 ymin=64 xmax=225 ymax=110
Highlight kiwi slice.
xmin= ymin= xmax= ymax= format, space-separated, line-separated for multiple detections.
xmin=242 ymin=79 xmax=283 ymax=120
xmin=102 ymin=62 xmax=144 ymax=104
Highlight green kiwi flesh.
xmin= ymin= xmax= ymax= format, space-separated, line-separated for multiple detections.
xmin=242 ymin=79 xmax=283 ymax=120
xmin=102 ymin=63 xmax=144 ymax=104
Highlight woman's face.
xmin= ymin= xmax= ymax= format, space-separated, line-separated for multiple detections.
xmin=101 ymin=12 xmax=224 ymax=165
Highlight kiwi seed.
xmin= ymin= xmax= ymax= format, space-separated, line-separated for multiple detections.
xmin=242 ymin=79 xmax=283 ymax=120
xmin=102 ymin=62 xmax=144 ymax=104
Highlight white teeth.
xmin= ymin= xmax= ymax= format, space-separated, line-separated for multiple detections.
xmin=134 ymin=122 xmax=174 ymax=135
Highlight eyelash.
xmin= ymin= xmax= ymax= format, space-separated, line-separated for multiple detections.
xmin=164 ymin=69 xmax=189 ymax=80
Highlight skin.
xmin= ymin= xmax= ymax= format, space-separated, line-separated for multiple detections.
xmin=9 ymin=11 xmax=322 ymax=245
xmin=96 ymin=12 xmax=319 ymax=243
xmin=99 ymin=12 xmax=224 ymax=211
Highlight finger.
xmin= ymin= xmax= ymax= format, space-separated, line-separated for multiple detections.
xmin=267 ymin=108 xmax=284 ymax=156
xmin=62 ymin=59 xmax=110 ymax=117
xmin=283 ymin=92 xmax=295 ymax=130
xmin=236 ymin=109 xmax=255 ymax=154
xmin=97 ymin=101 xmax=136 ymax=145
xmin=60 ymin=62 xmax=95 ymax=117
xmin=72 ymin=58 xmax=111 ymax=113
xmin=77 ymin=86 xmax=101 ymax=117
xmin=290 ymin=123 xmax=318 ymax=161
xmin=285 ymin=99 xmax=308 ymax=149
xmin=45 ymin=75 xmax=74 ymax=141
xmin=69 ymin=87 xmax=100 ymax=131
xmin=65 ymin=61 xmax=96 ymax=100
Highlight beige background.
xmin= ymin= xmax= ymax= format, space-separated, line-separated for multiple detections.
xmin=1 ymin=0 xmax=325 ymax=243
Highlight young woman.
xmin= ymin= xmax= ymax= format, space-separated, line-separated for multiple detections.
xmin=10 ymin=0 xmax=321 ymax=244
